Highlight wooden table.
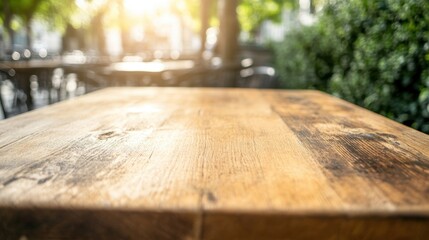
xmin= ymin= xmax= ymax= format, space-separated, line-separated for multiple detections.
xmin=0 ymin=87 xmax=428 ymax=239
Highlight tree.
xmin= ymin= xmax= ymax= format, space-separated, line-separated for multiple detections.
xmin=218 ymin=0 xmax=239 ymax=62
xmin=1 ymin=0 xmax=14 ymax=51
xmin=0 ymin=0 xmax=45 ymax=49
xmin=200 ymin=0 xmax=212 ymax=57
xmin=237 ymin=0 xmax=297 ymax=40
xmin=0 ymin=0 xmax=77 ymax=51
xmin=35 ymin=0 xmax=77 ymax=32
xmin=274 ymin=0 xmax=429 ymax=133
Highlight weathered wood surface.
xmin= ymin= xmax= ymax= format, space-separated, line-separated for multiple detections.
xmin=0 ymin=87 xmax=428 ymax=239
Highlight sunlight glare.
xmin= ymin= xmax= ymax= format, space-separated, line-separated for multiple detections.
xmin=124 ymin=0 xmax=171 ymax=16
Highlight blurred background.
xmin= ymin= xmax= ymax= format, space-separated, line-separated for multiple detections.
xmin=0 ymin=0 xmax=428 ymax=133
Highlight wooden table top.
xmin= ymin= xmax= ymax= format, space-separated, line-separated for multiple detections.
xmin=0 ymin=87 xmax=428 ymax=239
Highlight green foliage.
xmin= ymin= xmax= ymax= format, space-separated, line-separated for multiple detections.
xmin=274 ymin=0 xmax=429 ymax=133
xmin=0 ymin=0 xmax=77 ymax=31
xmin=238 ymin=0 xmax=297 ymax=34
xmin=2 ymin=0 xmax=44 ymax=21
xmin=182 ymin=0 xmax=219 ymax=31
xmin=36 ymin=0 xmax=78 ymax=32
xmin=274 ymin=25 xmax=335 ymax=90
xmin=238 ymin=0 xmax=282 ymax=32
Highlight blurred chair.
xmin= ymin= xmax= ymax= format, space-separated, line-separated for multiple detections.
xmin=170 ymin=57 xmax=252 ymax=88
xmin=171 ymin=65 xmax=240 ymax=87
xmin=238 ymin=66 xmax=277 ymax=88
xmin=0 ymin=68 xmax=28 ymax=118
xmin=0 ymin=70 xmax=7 ymax=118
xmin=83 ymin=68 xmax=110 ymax=91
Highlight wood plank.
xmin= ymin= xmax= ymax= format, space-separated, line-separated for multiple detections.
xmin=0 ymin=87 xmax=428 ymax=239
xmin=0 ymin=208 xmax=196 ymax=240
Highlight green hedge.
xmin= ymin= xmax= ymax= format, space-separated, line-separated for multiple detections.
xmin=274 ymin=0 xmax=429 ymax=133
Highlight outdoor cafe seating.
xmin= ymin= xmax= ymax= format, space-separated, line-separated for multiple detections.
xmin=2 ymin=1 xmax=429 ymax=239
xmin=0 ymin=55 xmax=278 ymax=119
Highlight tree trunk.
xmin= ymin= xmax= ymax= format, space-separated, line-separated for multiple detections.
xmin=218 ymin=0 xmax=239 ymax=64
xmin=2 ymin=0 xmax=14 ymax=51
xmin=25 ymin=19 xmax=32 ymax=51
xmin=91 ymin=13 xmax=106 ymax=55
xmin=23 ymin=0 xmax=43 ymax=51
xmin=5 ymin=26 xmax=14 ymax=51
xmin=200 ymin=0 xmax=211 ymax=58
xmin=118 ymin=0 xmax=130 ymax=55
xmin=310 ymin=0 xmax=316 ymax=14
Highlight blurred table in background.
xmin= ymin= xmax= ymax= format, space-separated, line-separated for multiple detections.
xmin=0 ymin=87 xmax=428 ymax=239
xmin=104 ymin=60 xmax=195 ymax=86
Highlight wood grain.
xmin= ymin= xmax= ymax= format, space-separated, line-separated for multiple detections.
xmin=0 ymin=87 xmax=428 ymax=239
